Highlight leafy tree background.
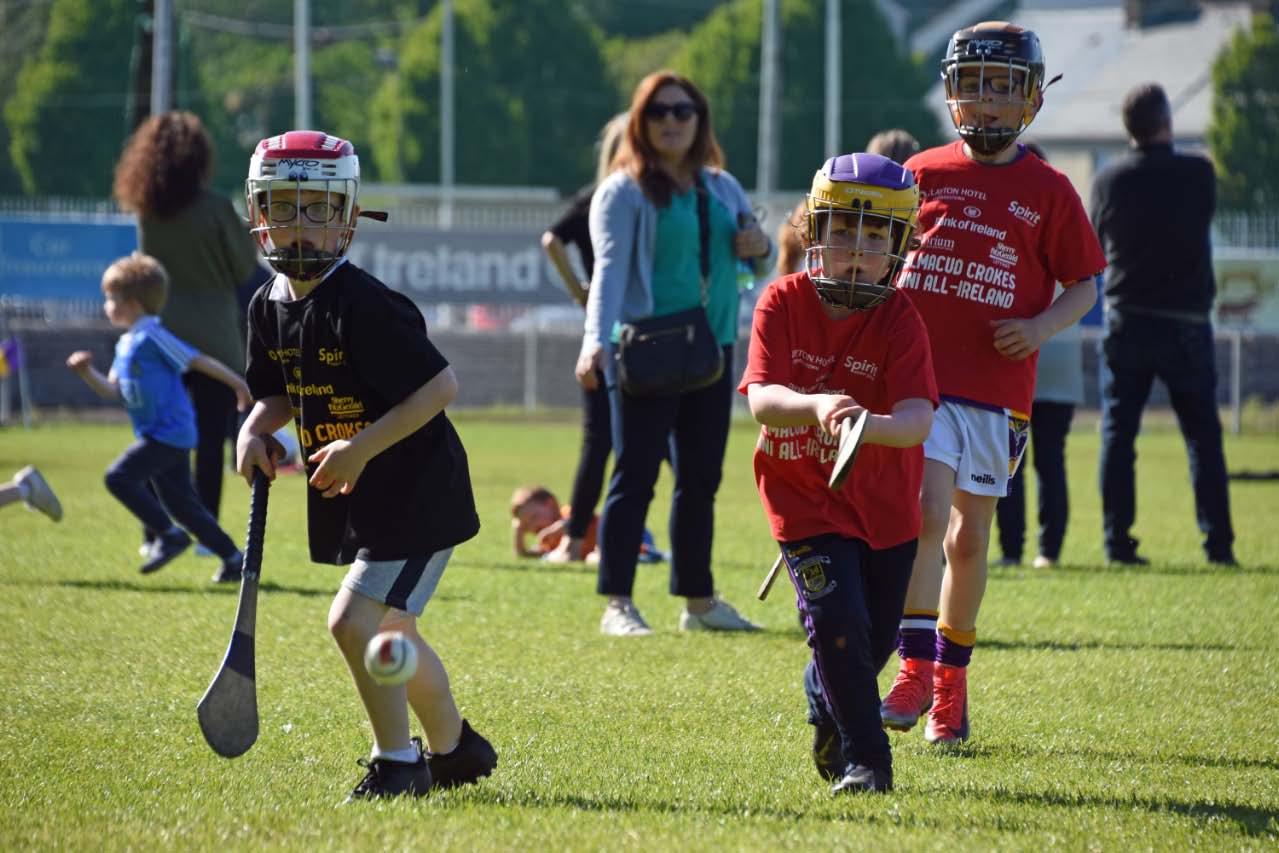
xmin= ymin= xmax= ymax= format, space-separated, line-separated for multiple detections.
xmin=3 ymin=0 xmax=944 ymax=198
xmin=1208 ymin=12 xmax=1279 ymax=212
xmin=4 ymin=0 xmax=136 ymax=195
xmin=369 ymin=0 xmax=615 ymax=191
xmin=675 ymin=0 xmax=941 ymax=191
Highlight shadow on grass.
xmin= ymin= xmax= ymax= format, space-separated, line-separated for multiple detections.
xmin=466 ymin=559 xmax=595 ymax=577
xmin=960 ymin=740 xmax=1279 ymax=773
xmin=978 ymin=637 xmax=1251 ymax=653
xmin=462 ymin=785 xmax=1277 ymax=838
xmin=975 ymin=787 xmax=1279 ymax=838
xmin=10 ymin=577 xmax=466 ymax=603
xmin=1045 ymin=563 xmax=1279 ymax=577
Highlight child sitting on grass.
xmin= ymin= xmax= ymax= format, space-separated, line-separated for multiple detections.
xmin=511 ymin=484 xmax=663 ymax=564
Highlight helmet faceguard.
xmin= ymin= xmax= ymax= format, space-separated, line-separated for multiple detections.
xmin=246 ymin=131 xmax=364 ymax=282
xmin=803 ymin=153 xmax=919 ymax=311
xmin=941 ymin=22 xmax=1049 ymax=157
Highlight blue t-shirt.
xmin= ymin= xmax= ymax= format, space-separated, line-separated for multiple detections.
xmin=650 ymin=186 xmax=740 ymax=345
xmin=111 ymin=315 xmax=198 ymax=449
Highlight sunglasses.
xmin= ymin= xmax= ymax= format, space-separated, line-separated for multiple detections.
xmin=643 ymin=102 xmax=699 ymax=122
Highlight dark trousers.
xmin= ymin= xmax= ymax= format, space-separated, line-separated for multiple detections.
xmin=1099 ymin=311 xmax=1234 ymax=560
xmin=996 ymin=400 xmax=1075 ymax=561
xmin=567 ymin=371 xmax=612 ymax=539
xmin=106 ymin=438 xmax=238 ymax=559
xmin=182 ymin=371 xmax=238 ymax=520
xmin=790 ymin=535 xmax=916 ymax=772
xmin=596 ymin=346 xmax=733 ymax=598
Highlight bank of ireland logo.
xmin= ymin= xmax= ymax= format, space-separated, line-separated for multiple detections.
xmin=964 ymin=205 xmax=982 ymax=218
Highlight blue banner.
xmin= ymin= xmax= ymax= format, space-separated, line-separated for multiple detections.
xmin=0 ymin=217 xmax=138 ymax=302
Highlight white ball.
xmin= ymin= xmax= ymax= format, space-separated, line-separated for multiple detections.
xmin=363 ymin=631 xmax=419 ymax=686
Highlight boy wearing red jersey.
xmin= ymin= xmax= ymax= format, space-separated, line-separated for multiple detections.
xmin=741 ymin=153 xmax=937 ymax=794
xmin=881 ymin=22 xmax=1103 ymax=744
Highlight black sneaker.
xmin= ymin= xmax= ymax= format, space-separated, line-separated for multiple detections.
xmin=346 ymin=749 xmax=432 ymax=801
xmin=426 ymin=720 xmax=497 ymax=789
xmin=832 ymin=763 xmax=892 ymax=795
xmin=211 ymin=551 xmax=244 ymax=584
xmin=140 ymin=529 xmax=191 ymax=574
xmin=812 ymin=719 xmax=843 ymax=781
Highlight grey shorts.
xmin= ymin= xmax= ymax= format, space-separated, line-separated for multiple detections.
xmin=340 ymin=548 xmax=453 ymax=616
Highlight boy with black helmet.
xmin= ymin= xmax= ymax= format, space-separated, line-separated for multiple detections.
xmin=882 ymin=22 xmax=1104 ymax=745
xmin=741 ymin=153 xmax=938 ymax=794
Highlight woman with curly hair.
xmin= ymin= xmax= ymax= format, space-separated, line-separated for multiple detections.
xmin=113 ymin=112 xmax=262 ymax=544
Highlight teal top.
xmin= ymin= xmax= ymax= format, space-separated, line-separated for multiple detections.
xmin=649 ymin=186 xmax=741 ymax=345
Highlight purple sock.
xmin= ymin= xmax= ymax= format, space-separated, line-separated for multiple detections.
xmin=897 ymin=612 xmax=938 ymax=660
xmin=935 ymin=631 xmax=973 ymax=668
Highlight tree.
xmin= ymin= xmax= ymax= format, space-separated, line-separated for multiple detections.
xmin=0 ymin=0 xmax=54 ymax=194
xmin=1208 ymin=12 xmax=1279 ymax=211
xmin=4 ymin=0 xmax=137 ymax=196
xmin=674 ymin=0 xmax=943 ymax=191
xmin=369 ymin=0 xmax=614 ymax=190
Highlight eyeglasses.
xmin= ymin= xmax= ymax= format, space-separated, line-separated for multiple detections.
xmin=955 ymin=73 xmax=1024 ymax=97
xmin=261 ymin=199 xmax=344 ymax=224
xmin=643 ymin=102 xmax=699 ymax=122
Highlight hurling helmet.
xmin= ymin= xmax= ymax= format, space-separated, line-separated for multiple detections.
xmin=803 ymin=153 xmax=918 ymax=311
xmin=246 ymin=130 xmax=376 ymax=281
xmin=941 ymin=22 xmax=1048 ymax=156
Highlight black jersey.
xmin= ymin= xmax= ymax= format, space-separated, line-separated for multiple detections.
xmin=246 ymin=261 xmax=480 ymax=564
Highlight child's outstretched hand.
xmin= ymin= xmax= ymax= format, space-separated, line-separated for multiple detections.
xmin=66 ymin=351 xmax=93 ymax=374
xmin=813 ymin=393 xmax=864 ymax=437
xmin=307 ymin=439 xmax=369 ymax=498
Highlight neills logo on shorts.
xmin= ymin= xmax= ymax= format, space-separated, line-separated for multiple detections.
xmin=970 ymin=472 xmax=997 ymax=486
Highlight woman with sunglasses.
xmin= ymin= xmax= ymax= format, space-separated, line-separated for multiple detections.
xmin=113 ymin=112 xmax=263 ymax=576
xmin=575 ymin=70 xmax=774 ymax=636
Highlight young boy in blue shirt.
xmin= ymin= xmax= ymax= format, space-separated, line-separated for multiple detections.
xmin=66 ymin=252 xmax=252 ymax=581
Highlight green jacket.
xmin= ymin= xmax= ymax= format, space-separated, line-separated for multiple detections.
xmin=140 ymin=188 xmax=261 ymax=373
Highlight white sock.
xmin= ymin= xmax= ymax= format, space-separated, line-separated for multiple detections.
xmin=372 ymin=745 xmax=419 ymax=764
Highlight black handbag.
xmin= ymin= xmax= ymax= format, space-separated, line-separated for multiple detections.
xmin=615 ymin=175 xmax=724 ymax=397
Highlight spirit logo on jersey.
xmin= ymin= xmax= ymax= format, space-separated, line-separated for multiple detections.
xmin=1008 ymin=199 xmax=1042 ymax=227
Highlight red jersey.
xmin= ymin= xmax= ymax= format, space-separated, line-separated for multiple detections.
xmin=899 ymin=142 xmax=1105 ymax=413
xmin=738 ymin=273 xmax=939 ymax=548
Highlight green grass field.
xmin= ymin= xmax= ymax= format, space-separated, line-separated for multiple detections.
xmin=2 ymin=416 xmax=1277 ymax=850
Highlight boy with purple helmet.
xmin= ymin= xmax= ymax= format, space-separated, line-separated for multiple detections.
xmin=740 ymin=153 xmax=938 ymax=794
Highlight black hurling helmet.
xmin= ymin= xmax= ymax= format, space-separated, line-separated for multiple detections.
xmin=941 ymin=22 xmax=1050 ymax=156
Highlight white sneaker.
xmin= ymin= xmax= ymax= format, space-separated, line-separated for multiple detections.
xmin=600 ymin=602 xmax=653 ymax=636
xmin=15 ymin=466 xmax=62 ymax=522
xmin=678 ymin=599 xmax=760 ymax=632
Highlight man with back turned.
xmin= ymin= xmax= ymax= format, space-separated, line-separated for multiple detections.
xmin=1089 ymin=82 xmax=1236 ymax=566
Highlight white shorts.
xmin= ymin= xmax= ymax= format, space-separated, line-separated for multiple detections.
xmin=341 ymin=548 xmax=452 ymax=617
xmin=923 ymin=399 xmax=1030 ymax=498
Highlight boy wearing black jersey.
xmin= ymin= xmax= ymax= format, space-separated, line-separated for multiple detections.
xmin=235 ymin=131 xmax=495 ymax=801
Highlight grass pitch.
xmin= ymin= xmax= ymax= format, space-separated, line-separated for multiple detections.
xmin=1 ymin=415 xmax=1276 ymax=850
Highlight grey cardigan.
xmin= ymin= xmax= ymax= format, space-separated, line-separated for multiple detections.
xmin=580 ymin=167 xmax=775 ymax=358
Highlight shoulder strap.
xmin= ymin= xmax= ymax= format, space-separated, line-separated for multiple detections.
xmin=695 ymin=171 xmax=710 ymax=306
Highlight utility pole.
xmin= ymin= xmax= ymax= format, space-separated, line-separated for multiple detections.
xmin=824 ymin=0 xmax=841 ymax=159
xmin=150 ymin=0 xmax=173 ymax=115
xmin=294 ymin=0 xmax=312 ymax=129
xmin=440 ymin=0 xmax=456 ymax=228
xmin=756 ymin=0 xmax=781 ymax=194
